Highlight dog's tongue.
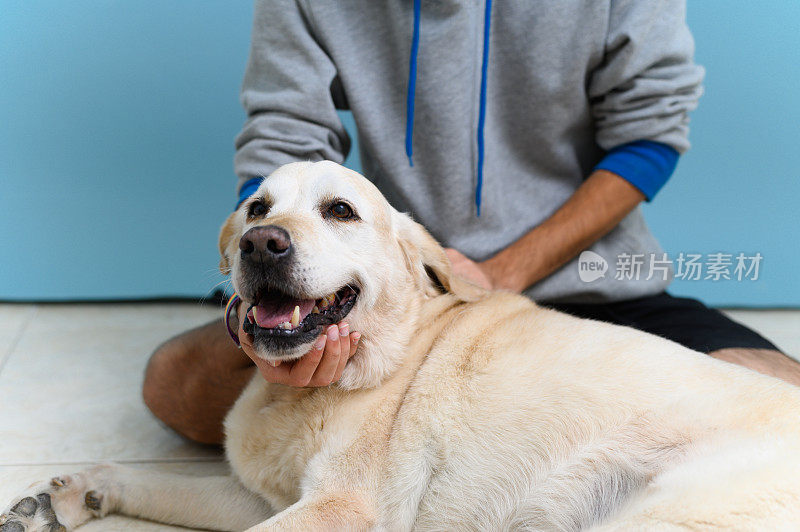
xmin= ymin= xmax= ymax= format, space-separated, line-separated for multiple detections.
xmin=253 ymin=298 xmax=315 ymax=329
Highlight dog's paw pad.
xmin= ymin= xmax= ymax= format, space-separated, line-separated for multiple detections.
xmin=0 ymin=520 xmax=26 ymax=532
xmin=34 ymin=496 xmax=49 ymax=512
xmin=0 ymin=493 xmax=61 ymax=531
xmin=1 ymin=469 xmax=111 ymax=532
xmin=0 ymin=491 xmax=66 ymax=531
xmin=9 ymin=499 xmax=37 ymax=518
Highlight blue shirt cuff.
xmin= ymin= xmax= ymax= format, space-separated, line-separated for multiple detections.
xmin=236 ymin=177 xmax=264 ymax=209
xmin=593 ymin=140 xmax=680 ymax=201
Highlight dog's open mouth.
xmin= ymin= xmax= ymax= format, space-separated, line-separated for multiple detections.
xmin=242 ymin=285 xmax=359 ymax=344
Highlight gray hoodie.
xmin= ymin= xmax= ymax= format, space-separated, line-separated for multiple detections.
xmin=234 ymin=0 xmax=704 ymax=303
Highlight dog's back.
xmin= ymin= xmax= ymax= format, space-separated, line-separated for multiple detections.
xmin=375 ymin=291 xmax=800 ymax=530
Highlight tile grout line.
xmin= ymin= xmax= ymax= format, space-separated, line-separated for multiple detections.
xmin=0 ymin=456 xmax=225 ymax=468
xmin=0 ymin=305 xmax=38 ymax=378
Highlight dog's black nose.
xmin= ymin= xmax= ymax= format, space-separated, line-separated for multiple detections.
xmin=239 ymin=225 xmax=292 ymax=259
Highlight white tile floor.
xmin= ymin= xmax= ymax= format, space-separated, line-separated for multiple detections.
xmin=0 ymin=303 xmax=226 ymax=531
xmin=0 ymin=303 xmax=798 ymax=530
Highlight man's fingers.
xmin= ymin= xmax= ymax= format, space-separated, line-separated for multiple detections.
xmin=324 ymin=323 xmax=350 ymax=385
xmin=333 ymin=331 xmax=360 ymax=383
xmin=444 ymin=247 xmax=494 ymax=290
xmin=285 ymin=329 xmax=329 ymax=386
xmin=350 ymin=332 xmax=361 ymax=357
xmin=338 ymin=323 xmax=350 ymax=363
xmin=307 ymin=329 xmax=340 ymax=386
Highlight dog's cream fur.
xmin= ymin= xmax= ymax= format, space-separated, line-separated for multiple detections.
xmin=5 ymin=161 xmax=800 ymax=531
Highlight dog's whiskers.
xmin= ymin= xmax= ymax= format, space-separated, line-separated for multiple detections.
xmin=197 ymin=278 xmax=234 ymax=306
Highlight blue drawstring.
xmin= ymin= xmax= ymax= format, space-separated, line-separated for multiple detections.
xmin=405 ymin=0 xmax=421 ymax=167
xmin=475 ymin=0 xmax=492 ymax=217
xmin=405 ymin=0 xmax=492 ymax=216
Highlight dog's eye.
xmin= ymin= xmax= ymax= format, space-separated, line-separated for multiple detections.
xmin=249 ymin=201 xmax=268 ymax=217
xmin=329 ymin=202 xmax=354 ymax=220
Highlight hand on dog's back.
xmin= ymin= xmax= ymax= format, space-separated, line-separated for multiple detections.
xmin=238 ymin=303 xmax=360 ymax=387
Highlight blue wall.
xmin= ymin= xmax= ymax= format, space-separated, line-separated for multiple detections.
xmin=644 ymin=2 xmax=800 ymax=306
xmin=0 ymin=1 xmax=797 ymax=306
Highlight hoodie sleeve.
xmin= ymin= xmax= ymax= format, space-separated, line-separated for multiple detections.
xmin=234 ymin=0 xmax=350 ymax=193
xmin=588 ymin=0 xmax=705 ymax=153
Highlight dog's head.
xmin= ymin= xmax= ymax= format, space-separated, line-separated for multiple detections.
xmin=219 ymin=161 xmax=482 ymax=388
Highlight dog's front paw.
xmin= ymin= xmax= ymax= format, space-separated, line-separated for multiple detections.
xmin=1 ymin=466 xmax=113 ymax=532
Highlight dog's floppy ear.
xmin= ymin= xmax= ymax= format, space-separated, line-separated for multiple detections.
xmin=218 ymin=212 xmax=239 ymax=275
xmin=394 ymin=212 xmax=483 ymax=302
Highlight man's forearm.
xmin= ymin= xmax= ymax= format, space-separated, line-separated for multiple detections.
xmin=483 ymin=169 xmax=645 ymax=292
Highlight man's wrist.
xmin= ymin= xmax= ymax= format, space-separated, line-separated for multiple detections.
xmin=481 ymin=253 xmax=531 ymax=293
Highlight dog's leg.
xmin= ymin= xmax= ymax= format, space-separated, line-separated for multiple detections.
xmin=1 ymin=463 xmax=272 ymax=531
xmin=244 ymin=492 xmax=375 ymax=532
xmin=592 ymin=437 xmax=800 ymax=530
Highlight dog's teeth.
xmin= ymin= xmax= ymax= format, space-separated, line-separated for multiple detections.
xmin=283 ymin=321 xmax=292 ymax=330
xmin=312 ymin=306 xmax=320 ymax=314
xmin=267 ymin=360 xmax=280 ymax=367
xmin=291 ymin=306 xmax=300 ymax=327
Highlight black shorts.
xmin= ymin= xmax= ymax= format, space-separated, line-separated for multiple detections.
xmin=545 ymin=292 xmax=779 ymax=354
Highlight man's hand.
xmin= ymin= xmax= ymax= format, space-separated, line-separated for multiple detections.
xmin=237 ymin=303 xmax=360 ymax=387
xmin=445 ymin=248 xmax=496 ymax=290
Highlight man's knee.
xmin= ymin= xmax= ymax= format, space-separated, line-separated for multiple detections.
xmin=709 ymin=348 xmax=800 ymax=386
xmin=143 ymin=335 xmax=222 ymax=444
xmin=142 ymin=336 xmax=190 ymax=428
xmin=141 ymin=320 xmax=255 ymax=445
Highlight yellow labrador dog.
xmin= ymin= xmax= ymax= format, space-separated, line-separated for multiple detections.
xmin=5 ymin=161 xmax=800 ymax=531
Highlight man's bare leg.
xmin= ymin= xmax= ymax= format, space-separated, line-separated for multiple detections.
xmin=710 ymin=348 xmax=800 ymax=387
xmin=143 ymin=319 xmax=255 ymax=445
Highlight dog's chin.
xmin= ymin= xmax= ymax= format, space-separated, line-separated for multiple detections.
xmin=240 ymin=283 xmax=360 ymax=362
xmin=252 ymin=334 xmax=317 ymax=362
